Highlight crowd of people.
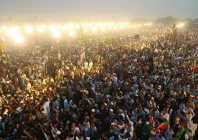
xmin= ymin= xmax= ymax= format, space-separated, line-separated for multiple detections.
xmin=0 ymin=26 xmax=198 ymax=140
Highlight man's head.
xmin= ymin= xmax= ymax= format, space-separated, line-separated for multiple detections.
xmin=158 ymin=132 xmax=163 ymax=138
xmin=175 ymin=117 xmax=180 ymax=123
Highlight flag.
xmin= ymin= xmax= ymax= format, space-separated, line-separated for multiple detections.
xmin=123 ymin=53 xmax=128 ymax=59
xmin=190 ymin=64 xmax=196 ymax=73
xmin=149 ymin=112 xmax=154 ymax=123
xmin=155 ymin=121 xmax=170 ymax=134
xmin=176 ymin=128 xmax=185 ymax=140
xmin=1 ymin=54 xmax=7 ymax=64
xmin=0 ymin=40 xmax=7 ymax=65
xmin=176 ymin=123 xmax=185 ymax=140
xmin=0 ymin=40 xmax=6 ymax=53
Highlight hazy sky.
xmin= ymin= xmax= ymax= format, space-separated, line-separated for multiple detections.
xmin=0 ymin=0 xmax=197 ymax=19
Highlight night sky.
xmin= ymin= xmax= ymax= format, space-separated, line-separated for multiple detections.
xmin=0 ymin=0 xmax=197 ymax=19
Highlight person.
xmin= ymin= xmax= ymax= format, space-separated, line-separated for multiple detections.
xmin=0 ymin=24 xmax=198 ymax=140
xmin=142 ymin=121 xmax=151 ymax=140
xmin=154 ymin=106 xmax=160 ymax=119
xmin=172 ymin=118 xmax=181 ymax=139
xmin=152 ymin=118 xmax=160 ymax=130
xmin=149 ymin=130 xmax=157 ymax=140
xmin=186 ymin=113 xmax=198 ymax=140
xmin=194 ymin=95 xmax=198 ymax=120
xmin=156 ymin=132 xmax=165 ymax=140
xmin=83 ymin=118 xmax=90 ymax=139
xmin=159 ymin=109 xmax=169 ymax=122
xmin=165 ymin=128 xmax=174 ymax=140
xmin=179 ymin=101 xmax=187 ymax=115
xmin=88 ymin=122 xmax=97 ymax=140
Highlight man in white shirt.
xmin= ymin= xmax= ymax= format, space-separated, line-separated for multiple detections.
xmin=26 ymin=79 xmax=32 ymax=92
xmin=63 ymin=97 xmax=69 ymax=111
xmin=84 ymin=61 xmax=88 ymax=71
xmin=111 ymin=73 xmax=117 ymax=85
xmin=160 ymin=109 xmax=169 ymax=122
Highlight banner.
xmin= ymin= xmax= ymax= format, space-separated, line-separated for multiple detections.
xmin=0 ymin=40 xmax=6 ymax=53
xmin=0 ymin=40 xmax=7 ymax=65
xmin=190 ymin=64 xmax=196 ymax=73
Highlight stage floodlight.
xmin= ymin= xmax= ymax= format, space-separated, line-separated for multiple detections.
xmin=53 ymin=30 xmax=61 ymax=38
xmin=69 ymin=30 xmax=75 ymax=36
xmin=38 ymin=26 xmax=46 ymax=33
xmin=14 ymin=35 xmax=24 ymax=43
xmin=25 ymin=26 xmax=33 ymax=33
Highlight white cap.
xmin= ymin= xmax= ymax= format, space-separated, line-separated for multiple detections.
xmin=110 ymin=109 xmax=113 ymax=112
xmin=151 ymin=131 xmax=156 ymax=135
xmin=146 ymin=121 xmax=149 ymax=125
xmin=86 ymin=137 xmax=90 ymax=140
xmin=190 ymin=95 xmax=194 ymax=97
xmin=49 ymin=87 xmax=52 ymax=91
xmin=56 ymin=131 xmax=61 ymax=135
xmin=91 ymin=109 xmax=95 ymax=112
xmin=111 ymin=123 xmax=115 ymax=126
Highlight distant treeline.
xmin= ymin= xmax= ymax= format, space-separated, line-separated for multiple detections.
xmin=130 ymin=16 xmax=196 ymax=28
xmin=0 ymin=16 xmax=197 ymax=28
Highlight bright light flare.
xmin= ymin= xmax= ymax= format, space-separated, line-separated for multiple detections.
xmin=38 ymin=26 xmax=46 ymax=33
xmin=76 ymin=24 xmax=80 ymax=29
xmin=2 ymin=26 xmax=6 ymax=31
xmin=25 ymin=26 xmax=33 ymax=33
xmin=7 ymin=28 xmax=24 ymax=43
xmin=176 ymin=23 xmax=184 ymax=28
xmin=13 ymin=26 xmax=19 ymax=31
xmin=53 ymin=30 xmax=61 ymax=38
xmin=8 ymin=27 xmax=19 ymax=35
xmin=92 ymin=27 xmax=97 ymax=32
xmin=84 ymin=29 xmax=88 ymax=32
xmin=101 ymin=27 xmax=105 ymax=32
xmin=50 ymin=25 xmax=61 ymax=38
xmin=179 ymin=23 xmax=184 ymax=27
xmin=69 ymin=24 xmax=74 ymax=29
xmin=14 ymin=35 xmax=24 ymax=43
xmin=8 ymin=29 xmax=15 ymax=36
xmin=69 ymin=30 xmax=75 ymax=36
xmin=50 ymin=25 xmax=55 ymax=31
xmin=62 ymin=24 xmax=68 ymax=30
